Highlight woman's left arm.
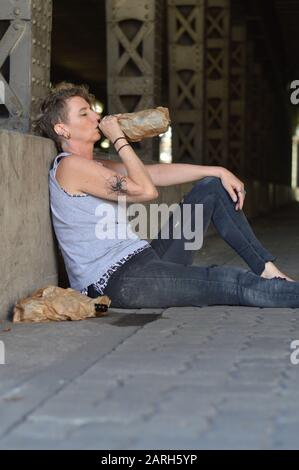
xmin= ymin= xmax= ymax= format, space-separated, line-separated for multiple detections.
xmin=145 ymin=163 xmax=245 ymax=211
xmin=144 ymin=163 xmax=222 ymax=186
xmin=100 ymin=160 xmax=223 ymax=185
xmin=100 ymin=160 xmax=245 ymax=210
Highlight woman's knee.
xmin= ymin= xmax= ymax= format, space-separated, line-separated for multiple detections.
xmin=181 ymin=176 xmax=221 ymax=205
xmin=188 ymin=176 xmax=224 ymax=200
xmin=195 ymin=176 xmax=222 ymax=190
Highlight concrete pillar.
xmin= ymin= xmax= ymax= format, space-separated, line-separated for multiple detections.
xmin=0 ymin=0 xmax=52 ymax=133
xmin=168 ymin=0 xmax=205 ymax=164
xmin=0 ymin=130 xmax=57 ymax=320
xmin=106 ymin=0 xmax=163 ymax=161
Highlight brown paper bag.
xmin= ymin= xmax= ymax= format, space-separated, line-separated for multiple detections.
xmin=13 ymin=285 xmax=111 ymax=323
xmin=118 ymin=107 xmax=170 ymax=142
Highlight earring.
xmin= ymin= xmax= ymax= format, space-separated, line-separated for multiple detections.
xmin=64 ymin=132 xmax=71 ymax=140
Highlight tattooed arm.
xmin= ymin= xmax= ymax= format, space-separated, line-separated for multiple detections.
xmin=98 ymin=115 xmax=158 ymax=199
xmin=57 ymin=156 xmax=158 ymax=203
xmin=107 ymin=175 xmax=128 ymax=196
xmin=56 ymin=115 xmax=158 ymax=202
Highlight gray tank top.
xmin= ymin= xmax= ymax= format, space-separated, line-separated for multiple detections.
xmin=49 ymin=152 xmax=151 ymax=291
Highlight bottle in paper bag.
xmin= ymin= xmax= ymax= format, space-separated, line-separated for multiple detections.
xmin=117 ymin=107 xmax=170 ymax=142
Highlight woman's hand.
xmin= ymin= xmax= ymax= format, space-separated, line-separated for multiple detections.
xmin=98 ymin=114 xmax=124 ymax=143
xmin=219 ymin=168 xmax=246 ymax=211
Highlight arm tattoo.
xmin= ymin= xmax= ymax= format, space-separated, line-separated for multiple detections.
xmin=107 ymin=175 xmax=128 ymax=195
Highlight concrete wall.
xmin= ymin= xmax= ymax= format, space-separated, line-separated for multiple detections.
xmin=0 ymin=130 xmax=58 ymax=320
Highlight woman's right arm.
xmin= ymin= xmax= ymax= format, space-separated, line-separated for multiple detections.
xmin=99 ymin=115 xmax=158 ymax=200
xmin=61 ymin=116 xmax=159 ymax=203
xmin=60 ymin=157 xmax=157 ymax=202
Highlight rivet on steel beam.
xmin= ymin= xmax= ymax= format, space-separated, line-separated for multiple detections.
xmin=13 ymin=22 xmax=22 ymax=30
xmin=11 ymin=109 xmax=22 ymax=117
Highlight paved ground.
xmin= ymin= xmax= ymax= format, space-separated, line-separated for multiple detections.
xmin=1 ymin=202 xmax=299 ymax=450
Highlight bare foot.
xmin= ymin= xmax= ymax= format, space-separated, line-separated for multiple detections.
xmin=261 ymin=261 xmax=295 ymax=282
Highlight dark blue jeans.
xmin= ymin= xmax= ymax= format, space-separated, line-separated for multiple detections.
xmin=104 ymin=176 xmax=299 ymax=308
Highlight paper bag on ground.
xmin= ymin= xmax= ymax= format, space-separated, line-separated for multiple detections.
xmin=13 ymin=285 xmax=111 ymax=323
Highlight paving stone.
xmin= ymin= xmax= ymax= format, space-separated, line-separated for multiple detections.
xmin=270 ymin=421 xmax=299 ymax=449
xmin=1 ymin=203 xmax=299 ymax=449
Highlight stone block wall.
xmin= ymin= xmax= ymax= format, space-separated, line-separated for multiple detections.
xmin=0 ymin=130 xmax=58 ymax=320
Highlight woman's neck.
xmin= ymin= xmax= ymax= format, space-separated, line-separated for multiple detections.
xmin=61 ymin=141 xmax=94 ymax=160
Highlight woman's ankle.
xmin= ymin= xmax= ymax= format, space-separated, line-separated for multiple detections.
xmin=261 ymin=261 xmax=295 ymax=282
xmin=261 ymin=261 xmax=275 ymax=279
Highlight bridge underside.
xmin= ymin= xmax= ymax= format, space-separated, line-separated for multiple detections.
xmin=1 ymin=0 xmax=299 ymax=180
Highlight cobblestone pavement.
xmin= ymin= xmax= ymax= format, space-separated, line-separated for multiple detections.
xmin=1 ymin=202 xmax=299 ymax=450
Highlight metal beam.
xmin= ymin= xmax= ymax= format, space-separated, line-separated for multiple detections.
xmin=0 ymin=0 xmax=52 ymax=133
xmin=106 ymin=0 xmax=163 ymax=161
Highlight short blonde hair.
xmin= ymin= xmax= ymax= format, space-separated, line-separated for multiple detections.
xmin=32 ymin=82 xmax=95 ymax=150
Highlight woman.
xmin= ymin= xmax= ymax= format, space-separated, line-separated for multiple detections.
xmin=35 ymin=82 xmax=299 ymax=308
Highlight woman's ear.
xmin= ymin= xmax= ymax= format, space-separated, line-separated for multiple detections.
xmin=54 ymin=123 xmax=67 ymax=138
xmin=54 ymin=124 xmax=63 ymax=136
